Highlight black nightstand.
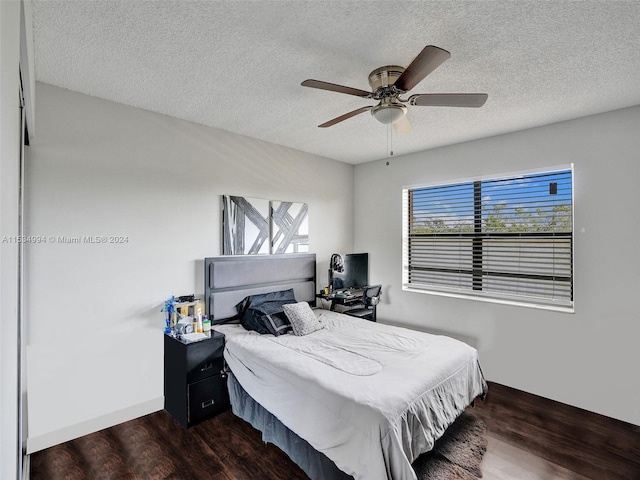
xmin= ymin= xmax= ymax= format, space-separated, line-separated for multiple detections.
xmin=164 ymin=331 xmax=230 ymax=427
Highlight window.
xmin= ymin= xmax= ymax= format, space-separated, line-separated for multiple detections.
xmin=402 ymin=167 xmax=573 ymax=311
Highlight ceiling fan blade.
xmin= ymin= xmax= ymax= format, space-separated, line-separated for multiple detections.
xmin=393 ymin=116 xmax=412 ymax=134
xmin=409 ymin=93 xmax=488 ymax=108
xmin=394 ymin=46 xmax=451 ymax=92
xmin=318 ymin=107 xmax=373 ymax=128
xmin=302 ymin=79 xmax=372 ymax=98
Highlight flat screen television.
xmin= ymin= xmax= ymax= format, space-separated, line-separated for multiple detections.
xmin=330 ymin=253 xmax=369 ymax=291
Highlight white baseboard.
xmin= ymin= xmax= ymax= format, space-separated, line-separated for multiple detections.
xmin=26 ymin=397 xmax=164 ymax=454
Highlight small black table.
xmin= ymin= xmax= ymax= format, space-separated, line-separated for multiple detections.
xmin=164 ymin=331 xmax=230 ymax=427
xmin=316 ymin=291 xmax=371 ymax=313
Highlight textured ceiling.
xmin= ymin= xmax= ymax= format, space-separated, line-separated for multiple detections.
xmin=31 ymin=1 xmax=640 ymax=164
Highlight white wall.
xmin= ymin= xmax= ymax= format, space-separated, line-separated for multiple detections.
xmin=25 ymin=83 xmax=354 ymax=452
xmin=354 ymin=106 xmax=640 ymax=426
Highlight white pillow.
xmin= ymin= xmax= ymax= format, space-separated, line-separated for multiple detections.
xmin=283 ymin=302 xmax=324 ymax=336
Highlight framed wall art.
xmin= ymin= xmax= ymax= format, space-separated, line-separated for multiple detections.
xmin=222 ymin=195 xmax=270 ymax=255
xmin=271 ymin=201 xmax=309 ymax=254
xmin=221 ymin=196 xmax=309 ymax=255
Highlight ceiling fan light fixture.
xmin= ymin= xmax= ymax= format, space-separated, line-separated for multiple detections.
xmin=371 ymin=103 xmax=407 ymax=124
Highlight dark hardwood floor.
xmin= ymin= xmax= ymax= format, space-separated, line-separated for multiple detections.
xmin=31 ymin=407 xmax=307 ymax=480
xmin=30 ymin=382 xmax=640 ymax=480
xmin=472 ymin=382 xmax=640 ymax=480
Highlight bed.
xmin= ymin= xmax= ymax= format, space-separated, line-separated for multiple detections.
xmin=204 ymin=254 xmax=487 ymax=480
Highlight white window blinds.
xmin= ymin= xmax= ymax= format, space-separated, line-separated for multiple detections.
xmin=402 ymin=167 xmax=573 ymax=310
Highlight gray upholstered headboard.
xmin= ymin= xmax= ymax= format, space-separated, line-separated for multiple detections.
xmin=204 ymin=253 xmax=316 ymax=321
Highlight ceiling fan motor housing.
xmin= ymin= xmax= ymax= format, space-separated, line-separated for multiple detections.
xmin=368 ymin=65 xmax=406 ymax=90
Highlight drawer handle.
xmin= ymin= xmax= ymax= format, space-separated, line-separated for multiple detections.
xmin=202 ymin=399 xmax=215 ymax=408
xmin=200 ymin=362 xmax=213 ymax=372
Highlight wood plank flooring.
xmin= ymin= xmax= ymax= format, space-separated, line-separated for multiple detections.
xmin=471 ymin=382 xmax=640 ymax=480
xmin=481 ymin=434 xmax=592 ymax=480
xmin=30 ymin=381 xmax=640 ymax=480
xmin=31 ymin=408 xmax=308 ymax=480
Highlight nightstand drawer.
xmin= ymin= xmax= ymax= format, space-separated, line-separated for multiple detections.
xmin=186 ymin=337 xmax=225 ymax=383
xmin=188 ymin=374 xmax=229 ymax=425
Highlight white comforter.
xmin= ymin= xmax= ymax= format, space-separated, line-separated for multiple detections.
xmin=214 ymin=310 xmax=487 ymax=480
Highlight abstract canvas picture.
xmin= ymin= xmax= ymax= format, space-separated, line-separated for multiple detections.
xmin=271 ymin=201 xmax=309 ymax=254
xmin=222 ymin=196 xmax=270 ymax=255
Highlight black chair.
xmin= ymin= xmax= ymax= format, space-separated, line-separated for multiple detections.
xmin=345 ymin=285 xmax=382 ymax=322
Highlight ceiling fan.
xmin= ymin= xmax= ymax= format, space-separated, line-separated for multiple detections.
xmin=301 ymin=45 xmax=488 ymax=133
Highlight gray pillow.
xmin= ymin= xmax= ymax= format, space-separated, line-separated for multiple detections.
xmin=283 ymin=302 xmax=323 ymax=336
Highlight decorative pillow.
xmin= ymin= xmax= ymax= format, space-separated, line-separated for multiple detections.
xmin=258 ymin=310 xmax=292 ymax=336
xmin=283 ymin=302 xmax=324 ymax=336
xmin=237 ymin=289 xmax=297 ymax=336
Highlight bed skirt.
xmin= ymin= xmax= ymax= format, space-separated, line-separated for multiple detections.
xmin=227 ymin=371 xmax=353 ymax=480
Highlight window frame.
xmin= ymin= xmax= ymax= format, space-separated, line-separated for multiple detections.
xmin=402 ymin=165 xmax=575 ymax=313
